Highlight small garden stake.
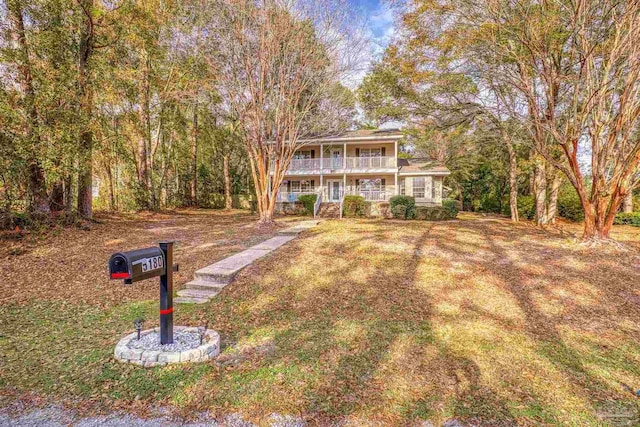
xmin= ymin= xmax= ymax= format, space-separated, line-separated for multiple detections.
xmin=134 ymin=318 xmax=145 ymax=340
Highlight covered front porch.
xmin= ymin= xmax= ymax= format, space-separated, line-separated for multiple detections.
xmin=276 ymin=174 xmax=398 ymax=203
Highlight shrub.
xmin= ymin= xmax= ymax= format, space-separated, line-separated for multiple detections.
xmin=501 ymin=195 xmax=535 ymax=220
xmin=442 ymin=199 xmax=460 ymax=219
xmin=415 ymin=206 xmax=456 ymax=221
xmin=391 ymin=204 xmax=407 ymax=219
xmin=614 ymin=212 xmax=640 ymax=227
xmin=297 ymin=194 xmax=317 ymax=216
xmin=557 ymin=184 xmax=584 ymax=222
xmin=343 ymin=195 xmax=368 ymax=217
xmin=389 ymin=195 xmax=416 ymax=219
xmin=479 ymin=193 xmax=502 ymax=213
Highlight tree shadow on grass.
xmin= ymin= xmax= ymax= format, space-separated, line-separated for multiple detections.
xmin=433 ymin=217 xmax=640 ymax=419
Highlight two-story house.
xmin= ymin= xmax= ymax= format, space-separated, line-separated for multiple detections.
xmin=275 ymin=129 xmax=450 ymax=216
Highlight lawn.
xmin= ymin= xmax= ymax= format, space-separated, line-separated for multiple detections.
xmin=1 ymin=212 xmax=640 ymax=426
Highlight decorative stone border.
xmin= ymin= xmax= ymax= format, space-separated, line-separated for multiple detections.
xmin=114 ymin=326 xmax=220 ymax=367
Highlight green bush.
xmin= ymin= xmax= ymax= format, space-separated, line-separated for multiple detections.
xmin=391 ymin=204 xmax=407 ymax=219
xmin=343 ymin=195 xmax=368 ymax=217
xmin=389 ymin=195 xmax=416 ymax=219
xmin=415 ymin=206 xmax=457 ymax=221
xmin=297 ymin=194 xmax=317 ymax=216
xmin=442 ymin=199 xmax=460 ymax=219
xmin=557 ymin=184 xmax=584 ymax=222
xmin=501 ymin=195 xmax=535 ymax=220
xmin=614 ymin=212 xmax=640 ymax=226
xmin=479 ymin=193 xmax=502 ymax=213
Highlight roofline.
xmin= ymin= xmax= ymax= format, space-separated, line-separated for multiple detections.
xmin=299 ymin=134 xmax=404 ymax=143
xmin=399 ymin=171 xmax=450 ymax=176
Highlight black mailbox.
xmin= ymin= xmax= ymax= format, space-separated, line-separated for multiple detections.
xmin=109 ymin=247 xmax=166 ymax=284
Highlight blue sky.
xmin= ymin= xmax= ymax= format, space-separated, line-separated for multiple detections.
xmin=342 ymin=0 xmax=396 ymax=89
xmin=348 ymin=0 xmax=396 ymax=52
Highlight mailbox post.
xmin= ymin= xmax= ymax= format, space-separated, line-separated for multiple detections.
xmin=109 ymin=242 xmax=178 ymax=345
xmin=159 ymin=241 xmax=173 ymax=344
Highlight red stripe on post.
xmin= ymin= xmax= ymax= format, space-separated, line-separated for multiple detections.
xmin=160 ymin=307 xmax=174 ymax=315
xmin=111 ymin=272 xmax=130 ymax=279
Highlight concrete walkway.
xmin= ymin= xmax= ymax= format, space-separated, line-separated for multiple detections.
xmin=175 ymin=220 xmax=320 ymax=304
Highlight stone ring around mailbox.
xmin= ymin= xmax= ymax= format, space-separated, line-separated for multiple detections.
xmin=109 ymin=242 xmax=220 ymax=367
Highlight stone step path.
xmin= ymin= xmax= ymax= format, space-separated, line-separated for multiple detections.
xmin=175 ymin=220 xmax=320 ymax=304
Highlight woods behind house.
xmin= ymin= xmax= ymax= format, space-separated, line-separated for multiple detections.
xmin=2 ymin=0 xmax=640 ymax=239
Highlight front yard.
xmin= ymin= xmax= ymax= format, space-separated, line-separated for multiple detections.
xmin=1 ymin=212 xmax=640 ymax=426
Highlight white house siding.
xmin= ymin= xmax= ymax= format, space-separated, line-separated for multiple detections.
xmin=402 ymin=176 xmax=444 ymax=206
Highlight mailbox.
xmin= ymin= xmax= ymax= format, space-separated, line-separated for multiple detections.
xmin=109 ymin=242 xmax=177 ymax=345
xmin=109 ymin=247 xmax=166 ymax=284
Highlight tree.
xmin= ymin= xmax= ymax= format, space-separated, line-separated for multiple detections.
xmin=458 ymin=0 xmax=640 ymax=238
xmin=6 ymin=0 xmax=51 ymax=216
xmin=208 ymin=0 xmax=361 ymax=224
xmin=76 ymin=0 xmax=95 ymax=219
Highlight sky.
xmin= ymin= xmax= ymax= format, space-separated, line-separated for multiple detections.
xmin=345 ymin=0 xmax=397 ymax=86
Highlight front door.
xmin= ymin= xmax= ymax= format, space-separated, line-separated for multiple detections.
xmin=331 ymin=150 xmax=342 ymax=169
xmin=327 ymin=180 xmax=342 ymax=202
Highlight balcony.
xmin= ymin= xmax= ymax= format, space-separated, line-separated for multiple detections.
xmin=286 ymin=156 xmax=396 ymax=173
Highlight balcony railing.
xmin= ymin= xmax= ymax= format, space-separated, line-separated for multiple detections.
xmin=286 ymin=156 xmax=396 ymax=172
xmin=345 ymin=156 xmax=396 ymax=169
xmin=288 ymin=158 xmax=322 ymax=171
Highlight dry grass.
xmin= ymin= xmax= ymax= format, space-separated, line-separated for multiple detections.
xmin=1 ymin=212 xmax=640 ymax=426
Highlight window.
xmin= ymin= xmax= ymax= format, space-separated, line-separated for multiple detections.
xmin=290 ymin=180 xmax=313 ymax=192
xmin=413 ymin=177 xmax=425 ymax=198
xmin=357 ymin=178 xmax=382 ymax=190
xmin=293 ymin=150 xmax=312 ymax=159
xmin=359 ymin=148 xmax=382 ymax=157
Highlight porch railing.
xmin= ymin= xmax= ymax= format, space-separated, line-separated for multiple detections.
xmin=288 ymin=158 xmax=322 ymax=171
xmin=286 ymin=156 xmax=396 ymax=172
xmin=345 ymin=156 xmax=396 ymax=169
xmin=276 ymin=191 xmax=317 ymax=203
xmin=345 ymin=185 xmax=396 ymax=201
xmin=313 ymin=188 xmax=323 ymax=218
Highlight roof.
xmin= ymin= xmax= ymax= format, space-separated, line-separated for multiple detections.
xmin=302 ymin=128 xmax=404 ymax=143
xmin=398 ymin=157 xmax=450 ymax=175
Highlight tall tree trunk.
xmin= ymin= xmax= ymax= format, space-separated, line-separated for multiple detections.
xmin=76 ymin=0 xmax=94 ymax=219
xmin=64 ymin=173 xmax=73 ymax=212
xmin=533 ymin=157 xmax=547 ymax=226
xmin=8 ymin=0 xmax=50 ymax=216
xmin=623 ymin=191 xmax=633 ymax=213
xmin=190 ymin=104 xmax=198 ymax=206
xmin=506 ymin=141 xmax=518 ymax=222
xmin=547 ymin=173 xmax=562 ymax=225
xmin=223 ymin=155 xmax=232 ymax=210
xmin=50 ymin=181 xmax=65 ymax=212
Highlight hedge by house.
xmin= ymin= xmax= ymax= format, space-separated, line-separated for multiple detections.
xmin=390 ymin=195 xmax=416 ymax=220
xmin=442 ymin=199 xmax=460 ymax=218
xmin=297 ymin=194 xmax=317 ymax=216
xmin=343 ymin=195 xmax=368 ymax=217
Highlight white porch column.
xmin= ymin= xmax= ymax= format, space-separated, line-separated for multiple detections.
xmin=395 ymin=172 xmax=399 ymax=195
xmin=343 ymin=142 xmax=347 ymax=169
xmin=343 ymin=173 xmax=346 ymax=195
xmin=320 ymin=143 xmax=324 ymax=197
xmin=394 ymin=139 xmax=398 ymax=168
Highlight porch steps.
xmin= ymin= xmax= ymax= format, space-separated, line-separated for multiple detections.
xmin=175 ymin=221 xmax=319 ymax=304
xmin=317 ymin=202 xmax=341 ymax=219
